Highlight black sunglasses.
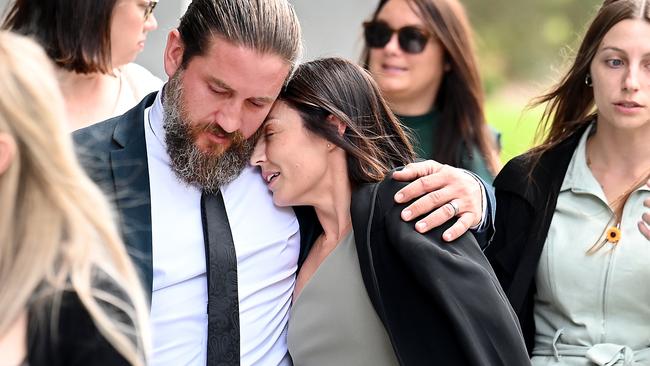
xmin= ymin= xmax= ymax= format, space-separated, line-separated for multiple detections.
xmin=363 ymin=20 xmax=431 ymax=54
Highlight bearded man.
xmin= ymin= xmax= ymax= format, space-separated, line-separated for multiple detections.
xmin=73 ymin=0 xmax=493 ymax=365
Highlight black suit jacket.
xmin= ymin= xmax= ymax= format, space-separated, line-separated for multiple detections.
xmin=351 ymin=176 xmax=530 ymax=365
xmin=484 ymin=125 xmax=588 ymax=353
xmin=74 ymin=93 xmax=156 ymax=295
xmin=73 ymin=92 xmax=319 ymax=298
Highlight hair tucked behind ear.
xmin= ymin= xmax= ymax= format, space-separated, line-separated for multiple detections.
xmin=0 ymin=31 xmax=149 ymax=366
xmin=280 ymin=57 xmax=416 ymax=186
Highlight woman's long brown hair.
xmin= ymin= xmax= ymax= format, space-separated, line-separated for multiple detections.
xmin=280 ymin=57 xmax=416 ymax=187
xmin=361 ymin=0 xmax=501 ymax=176
xmin=530 ymin=0 xmax=650 ymax=153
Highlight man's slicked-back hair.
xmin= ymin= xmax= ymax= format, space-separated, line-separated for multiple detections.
xmin=178 ymin=0 xmax=302 ymax=74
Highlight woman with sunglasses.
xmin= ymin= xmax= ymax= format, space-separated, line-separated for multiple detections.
xmin=362 ymin=0 xmax=500 ymax=183
xmin=485 ymin=0 xmax=650 ymax=363
xmin=2 ymin=0 xmax=161 ymax=130
xmin=251 ymin=57 xmax=530 ymax=366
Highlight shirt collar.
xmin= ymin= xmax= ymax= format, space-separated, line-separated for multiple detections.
xmin=561 ymin=123 xmax=602 ymax=195
xmin=561 ymin=122 xmax=650 ymax=194
xmin=147 ymin=84 xmax=167 ymax=150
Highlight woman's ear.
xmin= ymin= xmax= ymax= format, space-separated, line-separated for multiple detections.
xmin=326 ymin=114 xmax=347 ymax=136
xmin=0 ymin=134 xmax=16 ymax=176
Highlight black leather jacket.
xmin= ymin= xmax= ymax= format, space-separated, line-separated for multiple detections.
xmin=348 ymin=176 xmax=531 ymax=365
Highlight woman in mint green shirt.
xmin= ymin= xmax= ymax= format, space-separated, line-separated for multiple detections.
xmin=361 ymin=0 xmax=500 ymax=183
xmin=487 ymin=0 xmax=650 ymax=363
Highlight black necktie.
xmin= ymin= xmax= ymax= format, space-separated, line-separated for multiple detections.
xmin=200 ymin=191 xmax=240 ymax=366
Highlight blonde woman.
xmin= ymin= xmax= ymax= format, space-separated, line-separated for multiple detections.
xmin=0 ymin=31 xmax=149 ymax=366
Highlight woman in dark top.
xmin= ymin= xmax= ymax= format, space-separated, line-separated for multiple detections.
xmin=250 ymin=57 xmax=529 ymax=365
xmin=361 ymin=0 xmax=500 ymax=183
xmin=0 ymin=32 xmax=149 ymax=365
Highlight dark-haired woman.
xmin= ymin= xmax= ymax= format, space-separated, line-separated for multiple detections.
xmin=2 ymin=0 xmax=161 ymax=130
xmin=362 ymin=0 xmax=500 ymax=183
xmin=250 ymin=57 xmax=530 ymax=365
xmin=485 ymin=0 xmax=650 ymax=364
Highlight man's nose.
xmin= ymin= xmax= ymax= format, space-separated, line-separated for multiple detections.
xmin=215 ymin=103 xmax=243 ymax=134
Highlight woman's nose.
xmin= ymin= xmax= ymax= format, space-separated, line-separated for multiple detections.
xmin=250 ymin=137 xmax=267 ymax=166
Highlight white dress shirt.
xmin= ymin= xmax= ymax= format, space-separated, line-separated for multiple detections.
xmin=144 ymin=90 xmax=300 ymax=365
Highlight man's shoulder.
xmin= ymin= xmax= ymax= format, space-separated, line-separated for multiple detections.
xmin=73 ymin=116 xmax=122 ymax=152
xmin=72 ymin=115 xmax=129 ymax=182
xmin=72 ymin=91 xmax=157 ymax=153
xmin=71 ymin=94 xmax=153 ymax=184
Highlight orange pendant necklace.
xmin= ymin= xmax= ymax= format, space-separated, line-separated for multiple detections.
xmin=605 ymin=223 xmax=621 ymax=244
xmin=586 ymin=221 xmax=621 ymax=255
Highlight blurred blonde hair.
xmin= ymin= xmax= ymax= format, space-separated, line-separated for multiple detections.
xmin=0 ymin=31 xmax=148 ymax=365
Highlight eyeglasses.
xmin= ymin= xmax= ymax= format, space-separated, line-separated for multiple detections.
xmin=144 ymin=0 xmax=158 ymax=20
xmin=363 ymin=21 xmax=431 ymax=54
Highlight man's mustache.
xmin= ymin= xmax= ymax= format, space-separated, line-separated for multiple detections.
xmin=193 ymin=123 xmax=246 ymax=144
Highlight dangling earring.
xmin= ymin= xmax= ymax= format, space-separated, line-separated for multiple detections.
xmin=585 ymin=73 xmax=593 ymax=87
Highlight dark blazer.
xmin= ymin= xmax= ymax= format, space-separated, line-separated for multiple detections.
xmin=73 ymin=93 xmax=157 ymax=295
xmin=484 ymin=125 xmax=588 ymax=353
xmin=73 ymin=92 xmax=319 ymax=298
xmin=351 ymin=176 xmax=530 ymax=365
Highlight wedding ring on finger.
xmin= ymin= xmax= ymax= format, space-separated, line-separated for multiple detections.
xmin=448 ymin=201 xmax=459 ymax=217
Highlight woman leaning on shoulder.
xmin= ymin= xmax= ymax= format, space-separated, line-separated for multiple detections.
xmin=251 ymin=57 xmax=530 ymax=365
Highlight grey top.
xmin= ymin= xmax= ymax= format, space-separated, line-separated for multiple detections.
xmin=531 ymin=124 xmax=650 ymax=366
xmin=287 ymin=231 xmax=399 ymax=366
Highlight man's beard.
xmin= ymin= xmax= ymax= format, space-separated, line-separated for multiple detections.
xmin=162 ymin=70 xmax=257 ymax=193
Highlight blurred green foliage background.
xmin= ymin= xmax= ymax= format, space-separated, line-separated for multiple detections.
xmin=462 ymin=0 xmax=602 ymax=163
